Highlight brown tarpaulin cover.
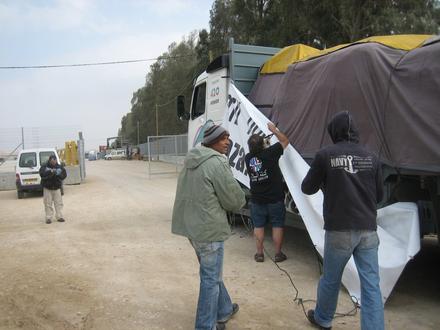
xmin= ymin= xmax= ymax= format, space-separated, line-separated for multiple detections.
xmin=249 ymin=39 xmax=440 ymax=173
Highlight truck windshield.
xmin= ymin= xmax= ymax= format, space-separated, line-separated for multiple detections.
xmin=191 ymin=82 xmax=206 ymax=119
xmin=19 ymin=152 xmax=37 ymax=168
xmin=40 ymin=151 xmax=56 ymax=165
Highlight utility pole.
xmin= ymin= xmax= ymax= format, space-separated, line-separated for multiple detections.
xmin=155 ymin=104 xmax=159 ymax=137
xmin=137 ymin=120 xmax=140 ymax=145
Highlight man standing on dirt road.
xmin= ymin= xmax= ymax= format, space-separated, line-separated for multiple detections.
xmin=39 ymin=154 xmax=67 ymax=224
xmin=301 ymin=111 xmax=384 ymax=330
xmin=172 ymin=124 xmax=246 ymax=330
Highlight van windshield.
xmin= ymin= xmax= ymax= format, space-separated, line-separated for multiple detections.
xmin=19 ymin=152 xmax=37 ymax=168
xmin=40 ymin=151 xmax=56 ymax=166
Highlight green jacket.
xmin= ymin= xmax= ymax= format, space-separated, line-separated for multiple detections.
xmin=172 ymin=146 xmax=246 ymax=242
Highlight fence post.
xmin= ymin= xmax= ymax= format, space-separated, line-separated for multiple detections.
xmin=21 ymin=127 xmax=25 ymax=150
xmin=77 ymin=132 xmax=86 ymax=181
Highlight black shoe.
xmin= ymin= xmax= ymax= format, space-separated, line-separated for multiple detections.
xmin=46 ymin=219 xmax=52 ymax=224
xmin=275 ymin=252 xmax=287 ymax=263
xmin=254 ymin=253 xmax=264 ymax=262
xmin=307 ymin=310 xmax=331 ymax=330
xmin=57 ymin=218 xmax=65 ymax=222
xmin=218 ymin=303 xmax=239 ymax=323
xmin=216 ymin=323 xmax=226 ymax=330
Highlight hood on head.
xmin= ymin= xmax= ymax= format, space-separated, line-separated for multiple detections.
xmin=327 ymin=111 xmax=359 ymax=144
xmin=184 ymin=146 xmax=223 ymax=169
xmin=47 ymin=155 xmax=58 ymax=167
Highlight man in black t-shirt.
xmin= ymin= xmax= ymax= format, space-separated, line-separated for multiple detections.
xmin=245 ymin=123 xmax=289 ymax=263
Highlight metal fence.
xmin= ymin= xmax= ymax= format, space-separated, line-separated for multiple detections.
xmin=0 ymin=126 xmax=81 ymax=154
xmin=139 ymin=134 xmax=187 ymax=177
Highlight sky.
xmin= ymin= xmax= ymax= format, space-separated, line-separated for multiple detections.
xmin=0 ymin=0 xmax=212 ymax=152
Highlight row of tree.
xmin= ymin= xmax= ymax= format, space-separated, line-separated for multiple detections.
xmin=119 ymin=0 xmax=439 ymax=144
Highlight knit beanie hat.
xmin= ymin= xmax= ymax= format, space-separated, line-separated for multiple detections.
xmin=203 ymin=124 xmax=228 ymax=146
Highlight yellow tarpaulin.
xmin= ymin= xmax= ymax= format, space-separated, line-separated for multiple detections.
xmin=260 ymin=44 xmax=319 ymax=74
xmin=261 ymin=34 xmax=433 ymax=74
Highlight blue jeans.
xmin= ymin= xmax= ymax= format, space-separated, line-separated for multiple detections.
xmin=190 ymin=240 xmax=233 ymax=330
xmin=314 ymin=230 xmax=384 ymax=330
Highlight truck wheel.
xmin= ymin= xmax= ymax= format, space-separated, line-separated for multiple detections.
xmin=17 ymin=190 xmax=24 ymax=199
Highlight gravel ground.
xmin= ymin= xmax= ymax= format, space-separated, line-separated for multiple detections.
xmin=0 ymin=160 xmax=438 ymax=330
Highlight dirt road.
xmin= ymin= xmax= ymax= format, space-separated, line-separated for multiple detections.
xmin=0 ymin=160 xmax=439 ymax=329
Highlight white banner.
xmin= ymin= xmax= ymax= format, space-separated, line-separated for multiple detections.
xmin=223 ymin=84 xmax=420 ymax=304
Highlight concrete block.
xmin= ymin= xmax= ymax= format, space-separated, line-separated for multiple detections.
xmin=65 ymin=166 xmax=81 ymax=185
xmin=0 ymin=172 xmax=16 ymax=191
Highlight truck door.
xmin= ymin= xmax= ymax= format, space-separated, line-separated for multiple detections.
xmin=206 ymin=67 xmax=228 ymax=124
xmin=188 ymin=80 xmax=208 ymax=148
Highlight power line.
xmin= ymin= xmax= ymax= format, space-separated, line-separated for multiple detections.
xmin=0 ymin=54 xmax=194 ymax=70
xmin=156 ymin=73 xmax=197 ymax=108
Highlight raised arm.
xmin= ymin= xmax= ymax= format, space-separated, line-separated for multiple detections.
xmin=268 ymin=123 xmax=289 ymax=149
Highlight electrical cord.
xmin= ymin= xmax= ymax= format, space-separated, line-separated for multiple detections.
xmin=230 ymin=211 xmax=359 ymax=322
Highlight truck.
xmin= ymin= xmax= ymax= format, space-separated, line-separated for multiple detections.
xmin=176 ymin=36 xmax=440 ymax=243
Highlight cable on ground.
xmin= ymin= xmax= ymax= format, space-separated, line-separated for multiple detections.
xmin=230 ymin=212 xmax=359 ymax=322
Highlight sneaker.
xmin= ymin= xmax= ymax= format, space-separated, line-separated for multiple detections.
xmin=216 ymin=323 xmax=226 ymax=330
xmin=45 ymin=219 xmax=52 ymax=224
xmin=306 ymin=309 xmax=332 ymax=330
xmin=57 ymin=218 xmax=65 ymax=222
xmin=218 ymin=303 xmax=239 ymax=323
xmin=254 ymin=253 xmax=264 ymax=262
xmin=275 ymin=252 xmax=287 ymax=263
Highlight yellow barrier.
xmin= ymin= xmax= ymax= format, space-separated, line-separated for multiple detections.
xmin=62 ymin=141 xmax=78 ymax=165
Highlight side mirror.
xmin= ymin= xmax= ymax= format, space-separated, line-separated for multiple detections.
xmin=177 ymin=95 xmax=190 ymax=120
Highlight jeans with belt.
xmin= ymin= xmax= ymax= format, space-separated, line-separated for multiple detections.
xmin=190 ymin=240 xmax=233 ymax=330
xmin=314 ymin=230 xmax=384 ymax=330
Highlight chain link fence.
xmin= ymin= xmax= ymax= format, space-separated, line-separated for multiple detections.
xmin=0 ymin=126 xmax=81 ymax=158
xmin=138 ymin=134 xmax=187 ymax=177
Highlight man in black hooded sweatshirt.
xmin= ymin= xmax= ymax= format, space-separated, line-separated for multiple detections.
xmin=301 ymin=111 xmax=384 ymax=330
xmin=39 ymin=155 xmax=67 ymax=224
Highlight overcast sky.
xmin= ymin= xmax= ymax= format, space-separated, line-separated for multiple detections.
xmin=0 ymin=0 xmax=211 ymax=152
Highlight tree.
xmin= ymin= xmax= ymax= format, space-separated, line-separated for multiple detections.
xmin=207 ymin=0 xmax=440 ymax=49
xmin=119 ymin=0 xmax=439 ymax=142
xmin=119 ymin=34 xmax=199 ymax=143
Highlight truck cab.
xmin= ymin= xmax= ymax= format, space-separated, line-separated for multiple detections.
xmin=177 ymin=39 xmax=280 ymax=150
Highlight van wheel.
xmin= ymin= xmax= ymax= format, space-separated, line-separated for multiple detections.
xmin=17 ymin=190 xmax=24 ymax=199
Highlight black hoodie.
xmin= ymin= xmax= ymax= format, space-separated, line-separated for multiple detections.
xmin=39 ymin=158 xmax=67 ymax=190
xmin=301 ymin=112 xmax=383 ymax=231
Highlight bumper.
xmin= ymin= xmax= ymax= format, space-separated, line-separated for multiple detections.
xmin=16 ymin=182 xmax=42 ymax=192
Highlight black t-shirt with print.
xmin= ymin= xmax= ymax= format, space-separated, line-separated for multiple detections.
xmin=245 ymin=142 xmax=284 ymax=204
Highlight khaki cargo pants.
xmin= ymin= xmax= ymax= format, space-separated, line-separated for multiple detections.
xmin=43 ymin=188 xmax=63 ymax=221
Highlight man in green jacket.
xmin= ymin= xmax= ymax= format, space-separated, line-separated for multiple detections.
xmin=172 ymin=124 xmax=246 ymax=330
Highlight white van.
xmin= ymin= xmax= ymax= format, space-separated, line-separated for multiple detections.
xmin=104 ymin=149 xmax=126 ymax=160
xmin=15 ymin=148 xmax=62 ymax=199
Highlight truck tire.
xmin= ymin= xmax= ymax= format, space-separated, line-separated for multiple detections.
xmin=17 ymin=190 xmax=24 ymax=199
